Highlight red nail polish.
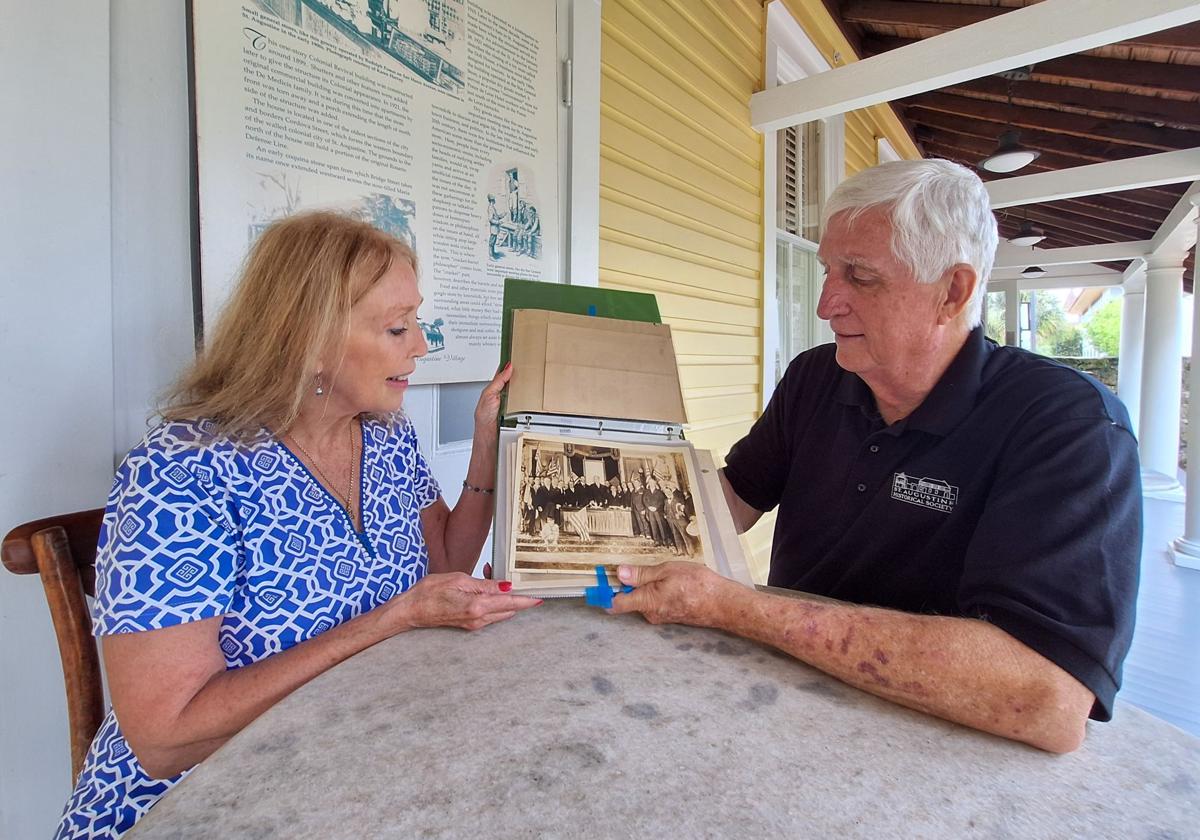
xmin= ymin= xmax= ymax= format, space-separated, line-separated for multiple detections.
xmin=498 ymin=581 xmax=512 ymax=592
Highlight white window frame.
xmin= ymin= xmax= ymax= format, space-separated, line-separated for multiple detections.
xmin=557 ymin=0 xmax=601 ymax=289
xmin=774 ymin=229 xmax=820 ymax=384
xmin=761 ymin=0 xmax=843 ymax=407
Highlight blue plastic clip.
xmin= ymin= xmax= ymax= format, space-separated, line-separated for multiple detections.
xmin=584 ymin=565 xmax=633 ymax=609
xmin=586 ymin=304 xmax=597 ymax=317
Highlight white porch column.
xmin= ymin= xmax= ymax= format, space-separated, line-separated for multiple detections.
xmin=1139 ymin=255 xmax=1187 ymax=494
xmin=998 ymin=278 xmax=1019 ymax=346
xmin=1117 ymin=270 xmax=1146 ymax=438
xmin=1171 ymin=196 xmax=1200 ymax=570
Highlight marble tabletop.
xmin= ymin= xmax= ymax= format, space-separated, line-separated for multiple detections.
xmin=129 ymin=599 xmax=1199 ymax=839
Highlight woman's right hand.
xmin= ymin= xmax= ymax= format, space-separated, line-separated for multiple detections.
xmin=391 ymin=572 xmax=542 ymax=631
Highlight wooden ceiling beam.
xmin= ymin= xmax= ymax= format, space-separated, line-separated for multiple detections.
xmin=993 ymin=270 xmax=1125 ymax=290
xmin=992 ymin=265 xmax=1125 ymax=283
xmin=843 ymin=1 xmax=1200 ymax=50
xmin=863 ymin=35 xmax=1200 ymax=96
xmin=985 ymin=173 xmax=1184 ymax=214
xmin=1149 ymin=182 xmax=1200 ymax=254
xmin=986 ymin=149 xmax=1200 ymax=208
xmin=994 ymin=240 xmax=1154 ymax=270
xmin=751 ymin=0 xmax=1200 ymax=131
xmin=942 ymin=77 xmax=1200 ymax=132
xmin=903 ymin=91 xmax=1197 ymax=151
xmin=1036 ymin=53 xmax=1200 ymax=98
xmin=1018 ymin=274 xmax=1125 ymax=291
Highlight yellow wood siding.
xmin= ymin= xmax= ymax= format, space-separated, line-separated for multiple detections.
xmin=599 ymin=4 xmax=764 ymax=437
xmin=600 ymin=0 xmax=769 ymax=579
xmin=599 ymin=0 xmax=918 ymax=582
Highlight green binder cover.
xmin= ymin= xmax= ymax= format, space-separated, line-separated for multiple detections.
xmin=498 ymin=278 xmax=663 ymax=423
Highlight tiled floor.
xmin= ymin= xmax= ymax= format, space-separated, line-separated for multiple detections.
xmin=1119 ymin=491 xmax=1200 ymax=737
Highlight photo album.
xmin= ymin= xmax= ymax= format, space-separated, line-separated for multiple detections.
xmin=491 ymin=280 xmax=753 ymax=597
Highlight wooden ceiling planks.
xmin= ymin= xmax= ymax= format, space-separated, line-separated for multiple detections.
xmin=904 ymin=92 xmax=1193 ymax=150
xmin=829 ymin=0 xmax=1200 ymax=292
xmin=938 ymin=77 xmax=1200 ymax=131
xmin=842 ymin=1 xmax=1200 ymax=52
xmin=863 ymin=34 xmax=1200 ymax=96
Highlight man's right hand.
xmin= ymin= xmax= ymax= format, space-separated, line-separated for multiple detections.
xmin=608 ymin=562 xmax=741 ymax=628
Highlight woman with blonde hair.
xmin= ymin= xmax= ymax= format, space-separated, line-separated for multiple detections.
xmin=56 ymin=211 xmax=539 ymax=839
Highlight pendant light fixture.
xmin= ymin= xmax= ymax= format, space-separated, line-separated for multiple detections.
xmin=979 ymin=68 xmax=1040 ymax=174
xmin=980 ymin=130 xmax=1040 ymax=173
xmin=1007 ymin=211 xmax=1046 ymax=247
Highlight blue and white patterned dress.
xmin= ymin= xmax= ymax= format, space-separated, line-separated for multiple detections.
xmin=56 ymin=415 xmax=440 ymax=839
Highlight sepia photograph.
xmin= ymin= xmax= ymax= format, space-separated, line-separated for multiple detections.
xmin=508 ymin=433 xmax=710 ymax=575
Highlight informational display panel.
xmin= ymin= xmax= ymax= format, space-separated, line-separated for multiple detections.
xmin=191 ymin=0 xmax=561 ymax=383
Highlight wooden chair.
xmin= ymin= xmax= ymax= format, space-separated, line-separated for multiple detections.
xmin=2 ymin=508 xmax=106 ymax=782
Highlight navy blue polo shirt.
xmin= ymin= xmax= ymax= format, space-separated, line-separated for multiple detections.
xmin=723 ymin=327 xmax=1141 ymax=720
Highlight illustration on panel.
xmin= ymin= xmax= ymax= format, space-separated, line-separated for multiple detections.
xmin=256 ymin=0 xmax=467 ymax=91
xmin=486 ymin=166 xmax=542 ymax=262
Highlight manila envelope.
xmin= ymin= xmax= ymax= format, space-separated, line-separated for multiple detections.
xmin=507 ymin=309 xmax=687 ymax=424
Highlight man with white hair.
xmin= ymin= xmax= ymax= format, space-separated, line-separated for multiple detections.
xmin=611 ymin=159 xmax=1141 ymax=753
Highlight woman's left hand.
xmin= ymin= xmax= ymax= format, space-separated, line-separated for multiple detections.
xmin=474 ymin=361 xmax=513 ymax=438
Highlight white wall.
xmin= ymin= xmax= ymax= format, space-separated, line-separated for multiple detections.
xmin=0 ymin=2 xmax=115 ymax=835
xmin=111 ymin=1 xmax=196 ymax=455
xmin=1 ymin=2 xmax=195 ymax=835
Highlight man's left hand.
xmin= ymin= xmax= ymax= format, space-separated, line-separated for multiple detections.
xmin=608 ymin=562 xmax=734 ymax=627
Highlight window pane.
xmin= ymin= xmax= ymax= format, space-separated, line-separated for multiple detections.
xmin=777 ymin=239 xmax=821 ymax=376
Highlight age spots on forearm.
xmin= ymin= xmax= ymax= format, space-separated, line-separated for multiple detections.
xmin=857 ymin=660 xmax=891 ymax=687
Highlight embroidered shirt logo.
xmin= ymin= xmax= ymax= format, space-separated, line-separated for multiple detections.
xmin=891 ymin=472 xmax=958 ymax=514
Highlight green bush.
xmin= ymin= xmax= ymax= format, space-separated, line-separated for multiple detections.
xmin=1085 ymin=298 xmax=1121 ymax=357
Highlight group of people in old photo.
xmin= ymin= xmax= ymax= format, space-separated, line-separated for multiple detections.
xmin=517 ymin=468 xmax=699 ymax=558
